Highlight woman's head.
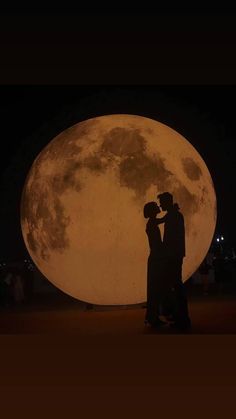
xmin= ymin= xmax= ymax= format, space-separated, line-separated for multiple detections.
xmin=143 ymin=201 xmax=161 ymax=219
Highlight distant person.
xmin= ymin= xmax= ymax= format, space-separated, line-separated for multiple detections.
xmin=157 ymin=192 xmax=191 ymax=331
xmin=198 ymin=252 xmax=213 ymax=296
xmin=143 ymin=201 xmax=166 ymax=328
xmin=12 ymin=268 xmax=25 ymax=304
xmin=22 ymin=263 xmax=34 ymax=303
xmin=213 ymin=248 xmax=226 ymax=294
xmin=2 ymin=269 xmax=14 ymax=307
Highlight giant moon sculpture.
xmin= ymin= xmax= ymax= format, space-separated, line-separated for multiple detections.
xmin=21 ymin=115 xmax=216 ymax=305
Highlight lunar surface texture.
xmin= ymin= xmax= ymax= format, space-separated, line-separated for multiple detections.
xmin=21 ymin=115 xmax=217 ymax=304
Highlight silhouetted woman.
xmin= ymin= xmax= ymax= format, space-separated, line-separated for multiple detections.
xmin=143 ymin=202 xmax=166 ymax=327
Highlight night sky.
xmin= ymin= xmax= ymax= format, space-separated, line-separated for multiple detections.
xmin=1 ymin=9 xmax=236 ymax=262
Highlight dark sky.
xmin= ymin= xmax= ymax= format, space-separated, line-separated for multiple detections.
xmin=1 ymin=9 xmax=236 ymax=261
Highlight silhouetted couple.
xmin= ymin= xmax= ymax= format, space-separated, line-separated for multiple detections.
xmin=144 ymin=192 xmax=191 ymax=331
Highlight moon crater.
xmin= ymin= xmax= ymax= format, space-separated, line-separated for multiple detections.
xmin=182 ymin=157 xmax=202 ymax=180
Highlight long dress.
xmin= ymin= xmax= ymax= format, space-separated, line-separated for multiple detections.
xmin=145 ymin=218 xmax=165 ymax=325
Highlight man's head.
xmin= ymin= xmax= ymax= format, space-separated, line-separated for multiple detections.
xmin=157 ymin=192 xmax=173 ymax=211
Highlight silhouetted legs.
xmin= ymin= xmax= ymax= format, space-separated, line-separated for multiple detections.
xmin=145 ymin=256 xmax=166 ymax=326
xmin=165 ymin=258 xmax=191 ymax=329
xmin=173 ymin=279 xmax=190 ymax=326
xmin=145 ymin=288 xmax=160 ymax=325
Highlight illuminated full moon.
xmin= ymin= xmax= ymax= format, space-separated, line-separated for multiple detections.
xmin=21 ymin=115 xmax=216 ymax=305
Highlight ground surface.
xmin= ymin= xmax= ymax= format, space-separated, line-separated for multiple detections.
xmin=1 ymin=285 xmax=236 ymax=334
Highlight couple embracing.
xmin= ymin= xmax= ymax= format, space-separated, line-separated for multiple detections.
xmin=144 ymin=192 xmax=191 ymax=331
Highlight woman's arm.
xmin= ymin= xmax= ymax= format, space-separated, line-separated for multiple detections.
xmin=155 ymin=215 xmax=167 ymax=225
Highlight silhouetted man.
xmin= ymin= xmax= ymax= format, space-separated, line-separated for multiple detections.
xmin=158 ymin=192 xmax=191 ymax=331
